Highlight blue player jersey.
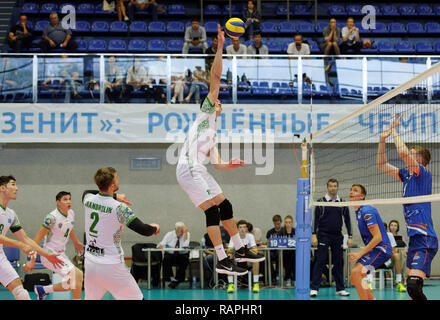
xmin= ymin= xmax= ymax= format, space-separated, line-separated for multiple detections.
xmin=355 ymin=206 xmax=392 ymax=255
xmin=399 ymin=165 xmax=436 ymax=238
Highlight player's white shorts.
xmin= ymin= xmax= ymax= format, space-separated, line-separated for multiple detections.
xmin=176 ymin=163 xmax=223 ymax=207
xmin=84 ymin=259 xmax=143 ymax=300
xmin=0 ymin=252 xmax=19 ymax=287
xmin=40 ymin=251 xmax=75 ymax=277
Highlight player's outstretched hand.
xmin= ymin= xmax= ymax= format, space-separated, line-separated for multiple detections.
xmin=391 ymin=113 xmax=403 ymax=131
xmin=150 ymin=223 xmax=160 ymax=236
xmin=380 ymin=129 xmax=391 ymax=141
xmin=228 ymin=158 xmax=245 ymax=169
xmin=47 ymin=253 xmax=64 ymax=269
xmin=116 ymin=194 xmax=133 ymax=206
xmin=74 ymin=241 xmax=85 ymax=255
xmin=217 ymin=24 xmax=225 ymax=48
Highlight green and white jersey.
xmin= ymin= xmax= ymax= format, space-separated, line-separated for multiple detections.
xmin=0 ymin=205 xmax=21 ymax=252
xmin=178 ymin=96 xmax=217 ymax=171
xmin=41 ymin=208 xmax=75 ymax=254
xmin=83 ymin=193 xmax=137 ymax=264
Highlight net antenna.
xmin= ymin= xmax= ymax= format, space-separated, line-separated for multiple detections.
xmin=310 ymin=61 xmax=440 ymax=207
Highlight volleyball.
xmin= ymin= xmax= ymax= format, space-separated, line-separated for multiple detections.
xmin=225 ymin=18 xmax=245 ymax=39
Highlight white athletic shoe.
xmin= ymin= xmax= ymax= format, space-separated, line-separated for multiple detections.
xmin=335 ymin=290 xmax=350 ymax=296
xmin=310 ymin=289 xmax=318 ymax=297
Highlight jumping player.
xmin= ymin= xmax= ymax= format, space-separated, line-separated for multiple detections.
xmin=377 ymin=114 xmax=438 ymax=300
xmin=24 ymin=191 xmax=85 ymax=300
xmin=176 ymin=25 xmax=264 ymax=276
xmin=348 ymin=184 xmax=392 ymax=300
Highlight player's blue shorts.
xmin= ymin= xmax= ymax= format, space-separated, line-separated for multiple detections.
xmin=407 ymin=235 xmax=438 ymax=277
xmin=357 ymin=247 xmax=392 ymax=270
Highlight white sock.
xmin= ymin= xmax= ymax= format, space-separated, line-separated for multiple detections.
xmin=396 ymin=274 xmax=402 ymax=283
xmin=253 ymin=275 xmax=259 ymax=283
xmin=230 ymin=233 xmax=244 ymax=250
xmin=215 ymin=244 xmax=227 ymax=261
xmin=43 ymin=285 xmax=54 ymax=293
xmin=228 ymin=276 xmax=234 ymax=284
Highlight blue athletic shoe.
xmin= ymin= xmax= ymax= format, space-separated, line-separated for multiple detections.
xmin=34 ymin=285 xmax=48 ymax=300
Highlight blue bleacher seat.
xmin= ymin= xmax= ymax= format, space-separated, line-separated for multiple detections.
xmin=435 ymin=5 xmax=440 ymax=16
xmin=148 ymin=21 xmax=166 ymax=33
xmin=294 ymin=4 xmax=311 ymax=15
xmin=371 ymin=22 xmax=388 ymax=33
xmin=400 ymin=5 xmax=417 ymax=16
xmin=396 ymin=40 xmax=415 ymax=53
xmin=276 ymin=4 xmax=292 ymax=16
xmin=108 ymin=39 xmax=126 ymax=52
xmin=204 ymin=21 xmax=219 ymax=33
xmin=3 ymin=246 xmax=20 ymax=270
xmin=307 ymin=40 xmax=319 ymax=53
xmin=381 ymin=4 xmax=399 ymax=16
xmin=407 ymin=22 xmax=425 ymax=34
xmin=74 ymin=21 xmax=90 ymax=32
xmin=328 ymin=4 xmax=346 ymax=16
xmin=168 ymin=4 xmax=185 ymax=15
xmin=204 ymin=4 xmax=221 ymax=15
xmin=416 ymin=4 xmax=434 ymax=16
xmin=88 ymin=39 xmax=107 ymax=52
xmin=167 ymin=21 xmax=184 ymax=33
xmin=434 ymin=40 xmax=440 ymax=53
xmin=21 ymin=2 xmax=39 ymax=14
xmin=91 ymin=21 xmax=109 ymax=33
xmin=59 ymin=3 xmax=75 ymax=13
xmin=167 ymin=39 xmax=183 ymax=52
xmin=316 ymin=21 xmax=328 ymax=33
xmin=388 ymin=22 xmax=406 ymax=34
xmin=130 ymin=21 xmax=147 ymax=33
xmin=148 ymin=39 xmax=166 ymax=52
xmin=128 ymin=39 xmax=147 ymax=52
xmin=40 ymin=3 xmax=58 ymax=14
xmin=355 ymin=22 xmax=369 ymax=34
xmin=34 ymin=20 xmax=50 ymax=32
xmin=426 ymin=22 xmax=440 ymax=34
xmin=110 ymin=21 xmax=128 ymax=33
xmin=377 ymin=40 xmax=395 ymax=53
xmin=77 ymin=3 xmax=94 ymax=14
xmin=346 ymin=4 xmax=363 ymax=16
xmin=278 ymin=21 xmax=295 ymax=34
xmin=297 ymin=21 xmax=314 ymax=33
xmin=261 ymin=22 xmax=278 ymax=34
xmin=76 ymin=39 xmax=87 ymax=52
xmin=265 ymin=40 xmax=281 ymax=53
xmin=222 ymin=4 xmax=240 ymax=16
xmin=415 ymin=40 xmax=434 ymax=53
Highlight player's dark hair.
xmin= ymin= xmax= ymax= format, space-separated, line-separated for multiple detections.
xmin=411 ymin=145 xmax=431 ymax=166
xmin=389 ymin=219 xmax=400 ymax=232
xmin=351 ymin=184 xmax=367 ymax=199
xmin=56 ymin=191 xmax=71 ymax=201
xmin=94 ymin=167 xmax=117 ymax=191
xmin=327 ymin=178 xmax=339 ymax=187
xmin=272 ymin=214 xmax=282 ymax=223
xmin=0 ymin=175 xmax=16 ymax=187
xmin=237 ymin=219 xmax=248 ymax=227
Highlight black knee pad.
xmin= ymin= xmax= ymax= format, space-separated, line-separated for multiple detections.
xmin=219 ymin=199 xmax=233 ymax=221
xmin=205 ymin=205 xmax=220 ymax=227
xmin=407 ymin=276 xmax=427 ymax=300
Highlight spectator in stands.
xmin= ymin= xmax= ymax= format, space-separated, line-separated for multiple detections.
xmin=182 ymin=18 xmax=208 ymax=54
xmin=117 ymin=0 xmax=130 ymax=21
xmin=389 ymin=220 xmax=407 ymax=291
xmin=157 ymin=221 xmax=190 ymax=289
xmin=184 ymin=66 xmax=208 ymax=104
xmin=205 ymin=35 xmax=222 ymax=71
xmin=127 ymin=0 xmax=165 ymax=22
xmin=125 ymin=56 xmax=155 ymax=103
xmin=170 ymin=75 xmax=187 ymax=104
xmin=281 ymin=215 xmax=296 ymax=287
xmin=243 ymin=0 xmax=261 ymax=40
xmin=266 ymin=214 xmax=283 ymax=284
xmin=105 ymin=55 xmax=125 ymax=103
xmin=320 ymin=17 xmax=341 ymax=55
xmin=0 ymin=57 xmax=27 ymax=97
xmin=40 ymin=12 xmax=78 ymax=53
xmin=149 ymin=56 xmax=167 ymax=103
xmin=287 ymin=34 xmax=310 ymax=57
xmin=7 ymin=14 xmax=33 ymax=52
xmin=340 ymin=17 xmax=361 ymax=54
xmin=226 ymin=38 xmax=247 ymax=59
xmin=59 ymin=55 xmax=82 ymax=102
xmin=246 ymin=32 xmax=268 ymax=57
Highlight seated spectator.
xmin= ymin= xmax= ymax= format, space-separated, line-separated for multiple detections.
xmin=243 ymin=0 xmax=261 ymax=40
xmin=182 ymin=18 xmax=208 ymax=54
xmin=58 ymin=55 xmax=82 ymax=102
xmin=117 ymin=0 xmax=130 ymax=21
xmin=205 ymin=35 xmax=223 ymax=71
xmin=125 ymin=57 xmax=155 ymax=103
xmin=246 ymin=32 xmax=268 ymax=57
xmin=227 ymin=220 xmax=261 ymax=293
xmin=128 ymin=0 xmax=165 ymax=22
xmin=8 ymin=15 xmax=33 ymax=52
xmin=184 ymin=65 xmax=208 ymax=104
xmin=340 ymin=17 xmax=361 ymax=54
xmin=287 ymin=34 xmax=310 ymax=57
xmin=170 ymin=75 xmax=187 ymax=104
xmin=281 ymin=215 xmax=296 ymax=288
xmin=266 ymin=214 xmax=283 ymax=284
xmin=226 ymin=38 xmax=247 ymax=59
xmin=148 ymin=56 xmax=167 ymax=103
xmin=40 ymin=13 xmax=77 ymax=53
xmin=105 ymin=56 xmax=125 ymax=103
xmin=320 ymin=17 xmax=341 ymax=55
xmin=0 ymin=57 xmax=32 ymax=97
xmin=157 ymin=221 xmax=190 ymax=289
xmin=389 ymin=220 xmax=407 ymax=291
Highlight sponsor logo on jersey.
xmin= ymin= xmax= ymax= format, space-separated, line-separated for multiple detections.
xmin=87 ymin=239 xmax=105 ymax=256
xmin=58 ymin=223 xmax=63 ymax=229
xmin=364 ymin=214 xmax=372 ymax=221
xmin=7 ymin=218 xmax=11 ymax=224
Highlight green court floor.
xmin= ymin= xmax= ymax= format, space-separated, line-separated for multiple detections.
xmin=1 ymin=280 xmax=440 ymax=300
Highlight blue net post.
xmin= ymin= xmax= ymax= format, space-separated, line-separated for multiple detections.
xmin=295 ymin=177 xmax=312 ymax=300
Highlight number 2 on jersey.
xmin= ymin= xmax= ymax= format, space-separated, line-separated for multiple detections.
xmin=89 ymin=212 xmax=99 ymax=234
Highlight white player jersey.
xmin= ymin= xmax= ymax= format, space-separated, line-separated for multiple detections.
xmin=41 ymin=208 xmax=75 ymax=253
xmin=178 ymin=97 xmax=217 ymax=172
xmin=228 ymin=233 xmax=256 ymax=249
xmin=0 ymin=205 xmax=21 ymax=252
xmin=83 ymin=193 xmax=137 ymax=264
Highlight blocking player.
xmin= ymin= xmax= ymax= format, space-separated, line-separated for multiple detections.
xmin=0 ymin=175 xmax=63 ymax=300
xmin=24 ymin=191 xmax=85 ymax=300
xmin=377 ymin=114 xmax=438 ymax=300
xmin=176 ymin=24 xmax=264 ymax=277
xmin=82 ymin=167 xmax=160 ymax=300
xmin=348 ymin=184 xmax=392 ymax=300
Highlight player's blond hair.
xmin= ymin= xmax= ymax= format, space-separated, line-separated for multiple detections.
xmin=94 ymin=167 xmax=117 ymax=191
xmin=411 ymin=145 xmax=431 ymax=166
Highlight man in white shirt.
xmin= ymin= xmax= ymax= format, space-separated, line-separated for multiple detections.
xmin=340 ymin=17 xmax=361 ymax=54
xmin=287 ymin=34 xmax=310 ymax=57
xmin=157 ymin=222 xmax=190 ymax=289
xmin=125 ymin=57 xmax=155 ymax=102
xmin=226 ymin=37 xmax=247 ymax=59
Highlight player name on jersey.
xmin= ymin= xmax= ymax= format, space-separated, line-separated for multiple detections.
xmin=84 ymin=201 xmax=112 ymax=214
